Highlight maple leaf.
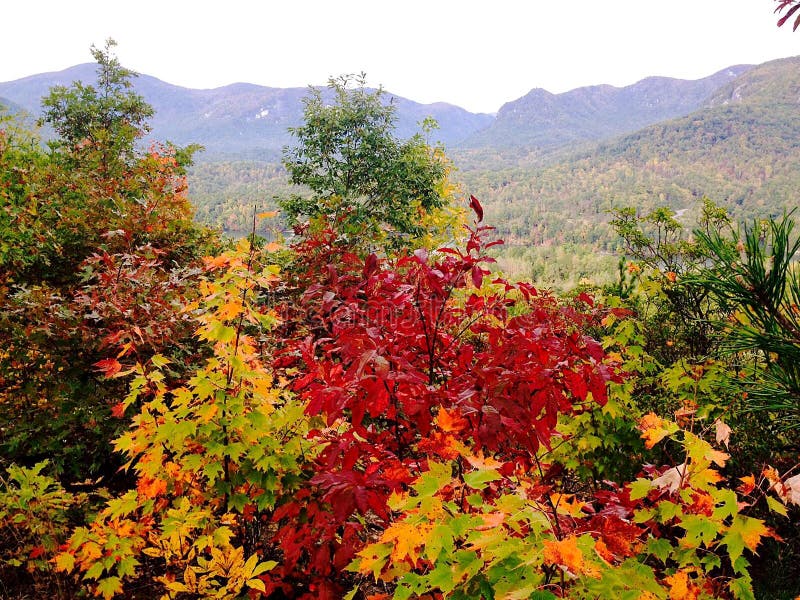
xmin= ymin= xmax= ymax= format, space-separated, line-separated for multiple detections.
xmin=542 ymin=535 xmax=599 ymax=577
xmin=94 ymin=358 xmax=122 ymax=378
xmin=436 ymin=406 xmax=468 ymax=433
xmin=594 ymin=539 xmax=614 ymax=564
xmin=55 ymin=551 xmax=76 ymax=573
xmin=722 ymin=515 xmax=770 ymax=565
xmin=639 ymin=412 xmax=675 ymax=449
xmin=137 ymin=476 xmax=167 ymax=499
xmin=379 ymin=520 xmax=433 ymax=565
xmin=652 ymin=464 xmax=687 ymax=494
xmin=784 ymin=473 xmax=800 ymax=505
xmin=714 ymin=418 xmax=732 ymax=448
xmin=737 ymin=475 xmax=756 ymax=495
xmin=664 ymin=570 xmax=700 ymax=600
xmin=464 ymin=452 xmax=504 ymax=470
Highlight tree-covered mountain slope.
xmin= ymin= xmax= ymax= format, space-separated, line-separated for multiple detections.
xmin=462 ymin=56 xmax=800 ymax=251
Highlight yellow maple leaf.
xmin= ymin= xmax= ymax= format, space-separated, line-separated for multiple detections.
xmin=217 ymin=300 xmax=243 ymax=321
xmin=550 ymin=493 xmax=586 ymax=517
xmin=379 ymin=521 xmax=433 ymax=565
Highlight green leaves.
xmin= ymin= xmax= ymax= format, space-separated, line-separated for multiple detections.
xmin=281 ymin=73 xmax=452 ymax=247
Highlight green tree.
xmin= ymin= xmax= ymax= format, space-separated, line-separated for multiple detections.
xmin=280 ymin=73 xmax=452 ymax=247
xmin=40 ymin=38 xmax=153 ymax=171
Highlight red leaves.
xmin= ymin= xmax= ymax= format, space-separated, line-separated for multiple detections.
xmin=93 ymin=358 xmax=122 ymax=378
xmin=268 ymin=221 xmax=622 ymax=593
xmin=469 ymin=194 xmax=484 ymax=222
xmin=776 ymin=0 xmax=800 ymax=30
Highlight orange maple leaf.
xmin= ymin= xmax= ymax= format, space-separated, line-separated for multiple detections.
xmin=436 ymin=406 xmax=468 ymax=433
xmin=664 ymin=569 xmax=700 ymax=600
xmin=594 ymin=539 xmax=614 ymax=564
xmin=542 ymin=535 xmax=598 ymax=577
xmin=738 ymin=474 xmax=756 ymax=495
xmin=639 ymin=412 xmax=672 ymax=449
xmin=137 ymin=476 xmax=167 ymax=499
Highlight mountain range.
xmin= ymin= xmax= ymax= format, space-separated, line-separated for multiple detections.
xmin=3 ymin=56 xmax=800 ymax=277
xmin=0 ymin=64 xmax=493 ymax=159
xmin=0 ymin=62 xmax=759 ymax=160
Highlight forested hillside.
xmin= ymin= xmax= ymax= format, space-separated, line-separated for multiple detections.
xmin=175 ymin=56 xmax=800 ymax=286
xmin=465 ymin=56 xmax=800 ymax=250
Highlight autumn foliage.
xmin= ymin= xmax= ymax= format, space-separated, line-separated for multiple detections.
xmin=3 ymin=47 xmax=800 ymax=600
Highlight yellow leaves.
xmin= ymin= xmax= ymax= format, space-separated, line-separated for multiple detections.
xmin=378 ymin=520 xmax=434 ymax=565
xmin=706 ymin=447 xmax=729 ymax=468
xmin=54 ymin=550 xmax=76 ymax=573
xmin=638 ymin=412 xmax=677 ymax=449
xmin=550 ymin=493 xmax=587 ymax=518
xmin=159 ymin=542 xmax=276 ymax=598
xmin=737 ymin=518 xmax=768 ymax=552
xmin=722 ymin=515 xmax=772 ymax=565
xmin=542 ymin=535 xmax=599 ymax=578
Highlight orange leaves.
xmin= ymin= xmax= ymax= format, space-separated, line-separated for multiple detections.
xmin=737 ymin=474 xmax=756 ymax=495
xmin=542 ymin=535 xmax=599 ymax=578
xmin=436 ymin=406 xmax=468 ymax=433
xmin=664 ymin=570 xmax=701 ymax=600
xmin=137 ymin=476 xmax=167 ymax=499
xmin=93 ymin=358 xmax=122 ymax=378
xmin=638 ymin=412 xmax=676 ymax=449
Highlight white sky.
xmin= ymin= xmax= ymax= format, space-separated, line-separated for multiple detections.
xmin=2 ymin=1 xmax=798 ymax=114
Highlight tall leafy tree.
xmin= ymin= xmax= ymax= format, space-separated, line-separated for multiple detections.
xmin=40 ymin=38 xmax=153 ymax=170
xmin=280 ymin=73 xmax=452 ymax=247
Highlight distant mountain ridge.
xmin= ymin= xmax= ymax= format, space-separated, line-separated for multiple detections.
xmin=0 ymin=62 xmax=759 ymax=160
xmin=0 ymin=64 xmax=493 ymax=159
xmin=462 ymin=65 xmax=753 ymax=150
xmin=458 ymin=55 xmax=800 ymax=252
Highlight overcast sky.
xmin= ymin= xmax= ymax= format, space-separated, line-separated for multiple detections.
xmin=2 ymin=1 xmax=798 ymax=113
